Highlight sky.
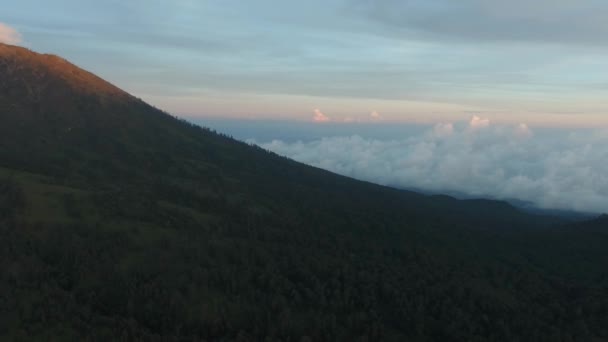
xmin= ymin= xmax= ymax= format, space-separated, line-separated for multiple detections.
xmin=3 ymin=0 xmax=608 ymax=126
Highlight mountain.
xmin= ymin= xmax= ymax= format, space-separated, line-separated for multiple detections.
xmin=568 ymin=214 xmax=608 ymax=233
xmin=1 ymin=43 xmax=608 ymax=341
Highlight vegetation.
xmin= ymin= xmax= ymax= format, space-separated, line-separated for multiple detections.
xmin=1 ymin=43 xmax=607 ymax=341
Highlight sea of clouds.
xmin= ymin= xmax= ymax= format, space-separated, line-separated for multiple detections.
xmin=255 ymin=117 xmax=608 ymax=214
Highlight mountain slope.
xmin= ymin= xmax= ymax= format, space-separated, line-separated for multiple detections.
xmin=1 ymin=43 xmax=607 ymax=341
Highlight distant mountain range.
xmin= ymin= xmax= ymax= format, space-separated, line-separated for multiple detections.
xmin=1 ymin=43 xmax=607 ymax=341
xmin=396 ymin=185 xmax=599 ymax=221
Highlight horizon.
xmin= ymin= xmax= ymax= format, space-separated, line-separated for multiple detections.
xmin=3 ymin=1 xmax=608 ymax=127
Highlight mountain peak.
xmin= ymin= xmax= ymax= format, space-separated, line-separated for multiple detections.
xmin=0 ymin=44 xmax=160 ymax=174
xmin=0 ymin=43 xmax=70 ymax=65
xmin=0 ymin=43 xmax=132 ymax=111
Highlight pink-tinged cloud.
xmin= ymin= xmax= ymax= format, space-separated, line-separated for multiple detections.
xmin=469 ymin=115 xmax=490 ymax=129
xmin=313 ymin=109 xmax=330 ymax=123
xmin=370 ymin=110 xmax=382 ymax=121
xmin=0 ymin=23 xmax=22 ymax=45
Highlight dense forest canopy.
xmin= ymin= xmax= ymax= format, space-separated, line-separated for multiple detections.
xmin=1 ymin=43 xmax=607 ymax=341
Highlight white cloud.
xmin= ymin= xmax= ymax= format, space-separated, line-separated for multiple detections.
xmin=358 ymin=0 xmax=608 ymax=46
xmin=0 ymin=23 xmax=22 ymax=45
xmin=312 ymin=109 xmax=331 ymax=123
xmin=259 ymin=121 xmax=608 ymax=213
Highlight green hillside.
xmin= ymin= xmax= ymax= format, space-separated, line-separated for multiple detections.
xmin=1 ymin=43 xmax=607 ymax=341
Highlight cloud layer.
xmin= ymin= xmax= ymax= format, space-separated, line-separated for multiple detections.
xmin=259 ymin=117 xmax=608 ymax=213
xmin=356 ymin=0 xmax=608 ymax=46
xmin=0 ymin=23 xmax=22 ymax=45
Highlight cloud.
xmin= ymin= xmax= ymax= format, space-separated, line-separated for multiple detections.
xmin=469 ymin=115 xmax=490 ymax=129
xmin=312 ymin=109 xmax=331 ymax=123
xmin=259 ymin=121 xmax=608 ymax=213
xmin=0 ymin=23 xmax=22 ymax=45
xmin=355 ymin=0 xmax=608 ymax=46
xmin=370 ymin=110 xmax=383 ymax=121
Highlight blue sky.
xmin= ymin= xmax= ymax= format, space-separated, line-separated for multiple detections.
xmin=3 ymin=0 xmax=608 ymax=125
